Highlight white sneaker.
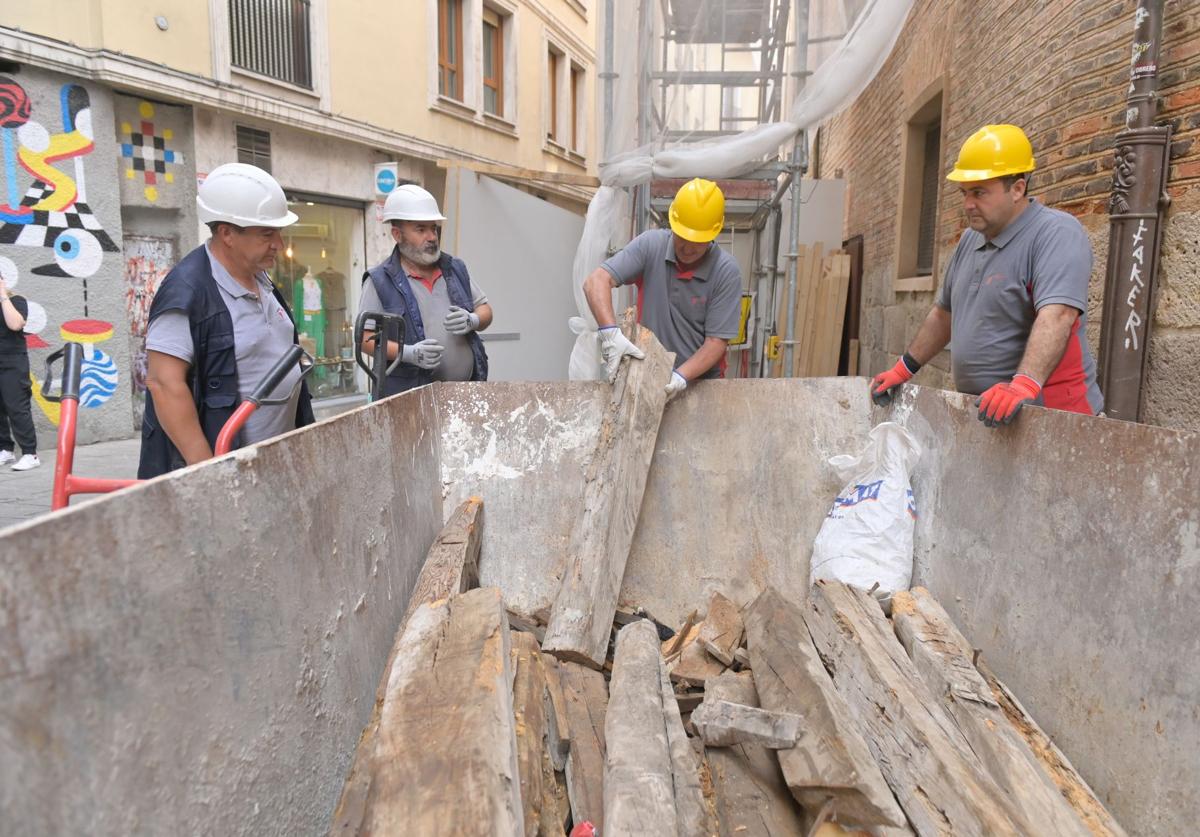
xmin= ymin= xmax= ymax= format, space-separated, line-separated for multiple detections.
xmin=11 ymin=454 xmax=40 ymax=472
xmin=0 ymin=450 xmax=14 ymax=465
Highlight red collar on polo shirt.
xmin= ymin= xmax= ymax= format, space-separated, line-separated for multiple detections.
xmin=410 ymin=269 xmax=443 ymax=293
xmin=675 ymin=268 xmax=695 ymax=281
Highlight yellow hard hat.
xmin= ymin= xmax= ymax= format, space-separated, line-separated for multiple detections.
xmin=946 ymin=124 xmax=1036 ymax=182
xmin=669 ymin=178 xmax=725 ymax=242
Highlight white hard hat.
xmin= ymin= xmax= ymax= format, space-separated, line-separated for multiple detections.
xmin=382 ymin=183 xmax=446 ymax=222
xmin=197 ymin=163 xmax=298 ymax=228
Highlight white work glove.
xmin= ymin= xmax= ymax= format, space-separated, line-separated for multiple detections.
xmin=444 ymin=306 xmax=480 ymax=335
xmin=665 ymin=370 xmax=688 ymax=402
xmin=597 ymin=325 xmax=645 ymax=382
xmin=401 ymin=338 xmax=445 ymax=370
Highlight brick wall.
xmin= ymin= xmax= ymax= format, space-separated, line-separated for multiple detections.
xmin=819 ymin=0 xmax=1200 ymax=429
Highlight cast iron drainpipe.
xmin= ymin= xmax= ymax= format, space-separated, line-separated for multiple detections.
xmin=1096 ymin=0 xmax=1172 ymax=421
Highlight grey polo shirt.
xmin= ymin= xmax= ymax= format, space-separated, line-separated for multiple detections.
xmin=937 ymin=199 xmax=1103 ymax=413
xmin=601 ymin=229 xmax=742 ymax=378
xmin=146 ymin=244 xmax=303 ymax=446
xmin=359 ymin=270 xmax=487 ymax=382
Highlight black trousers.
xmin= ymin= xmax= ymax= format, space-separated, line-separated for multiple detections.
xmin=0 ymin=356 xmax=37 ymax=454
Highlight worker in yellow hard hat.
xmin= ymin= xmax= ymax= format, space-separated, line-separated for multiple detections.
xmin=583 ymin=178 xmax=744 ymax=400
xmin=870 ymin=124 xmax=1103 ymax=425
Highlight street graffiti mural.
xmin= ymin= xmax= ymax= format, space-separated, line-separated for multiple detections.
xmin=0 ymin=75 xmax=119 ymax=425
xmin=123 ymin=235 xmax=173 ymax=428
xmin=120 ymin=101 xmax=182 ymax=204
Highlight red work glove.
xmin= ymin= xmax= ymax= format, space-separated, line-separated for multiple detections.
xmin=977 ymin=374 xmax=1042 ymax=427
xmin=870 ymin=355 xmax=918 ymax=406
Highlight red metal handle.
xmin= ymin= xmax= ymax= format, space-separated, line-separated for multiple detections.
xmin=51 ymin=398 xmax=79 ymax=511
xmin=214 ymin=401 xmax=257 ymax=456
xmin=51 ymin=398 xmax=138 ymax=510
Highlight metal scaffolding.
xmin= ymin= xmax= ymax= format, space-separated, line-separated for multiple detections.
xmin=630 ymin=0 xmax=815 ymax=378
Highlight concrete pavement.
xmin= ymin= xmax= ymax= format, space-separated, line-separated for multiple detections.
xmin=0 ymin=437 xmax=140 ymax=531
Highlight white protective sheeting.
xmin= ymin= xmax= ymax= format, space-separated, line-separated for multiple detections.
xmin=569 ymin=0 xmax=914 ymax=380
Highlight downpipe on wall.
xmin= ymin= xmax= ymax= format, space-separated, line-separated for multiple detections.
xmin=1097 ymin=0 xmax=1172 ymax=422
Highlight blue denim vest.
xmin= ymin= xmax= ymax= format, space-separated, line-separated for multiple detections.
xmin=138 ymin=245 xmax=314 ymax=479
xmin=364 ymin=247 xmax=489 ymax=396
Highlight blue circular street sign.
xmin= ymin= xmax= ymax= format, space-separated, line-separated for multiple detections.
xmin=376 ymin=168 xmax=397 ymax=194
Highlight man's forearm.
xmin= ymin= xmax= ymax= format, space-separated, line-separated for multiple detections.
xmin=583 ymin=267 xmax=619 ymax=328
xmin=677 ymin=337 xmax=729 ymax=380
xmin=1017 ymin=304 xmax=1078 ymax=383
xmin=906 ymin=305 xmax=953 ymax=365
xmin=474 ymin=303 xmax=494 ymax=331
xmin=361 ymin=331 xmax=401 ymax=361
xmin=147 ymin=380 xmax=213 ymax=465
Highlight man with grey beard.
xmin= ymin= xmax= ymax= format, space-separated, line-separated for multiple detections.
xmin=359 ymin=184 xmax=492 ymax=396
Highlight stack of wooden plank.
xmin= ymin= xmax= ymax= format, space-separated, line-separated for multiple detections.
xmin=329 ymin=312 xmax=1126 ymax=835
xmin=771 ymin=244 xmax=853 ymax=379
xmin=647 ymin=582 xmax=1129 ymax=837
xmin=333 ymin=541 xmax=1129 ymax=836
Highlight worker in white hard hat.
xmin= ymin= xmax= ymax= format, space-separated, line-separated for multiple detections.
xmin=358 ymin=183 xmax=492 ymax=395
xmin=583 ymin=178 xmax=743 ymax=400
xmin=138 ymin=162 xmax=314 ymax=478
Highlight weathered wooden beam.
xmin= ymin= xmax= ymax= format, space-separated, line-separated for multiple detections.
xmin=891 ymin=588 xmax=1104 ymax=837
xmin=698 ymin=591 xmax=744 ymax=666
xmin=744 ymin=588 xmax=904 ymax=830
xmin=670 ymin=633 xmax=727 ymax=687
xmin=330 ymin=497 xmax=484 ymax=835
xmin=978 ymin=664 xmax=1129 ymax=837
xmin=540 ymin=653 xmax=572 ymax=772
xmin=692 ymin=698 xmax=801 ymax=749
xmin=604 ymin=621 xmax=679 ymax=836
xmin=658 ymin=649 xmax=712 ymax=837
xmin=508 ymin=609 xmax=548 ymax=644
xmin=806 ymin=581 xmax=1022 ymax=836
xmin=662 ymin=613 xmax=698 ymax=664
xmin=559 ymin=660 xmax=608 ymax=832
xmin=543 ymin=310 xmax=675 ymax=667
xmin=675 ymin=690 xmax=705 ymax=713
xmin=511 ymin=631 xmax=569 ymax=837
xmin=703 ymin=671 xmax=809 ymax=837
xmin=358 ymin=587 xmax=523 ymax=834
xmin=401 ymin=496 xmax=485 ymax=625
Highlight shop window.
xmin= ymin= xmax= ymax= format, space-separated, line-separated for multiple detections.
xmin=439 ymin=0 xmax=464 ymax=100
xmin=482 ymin=7 xmax=504 ymax=117
xmin=230 ymin=0 xmax=313 ymax=89
xmin=236 ymin=125 xmax=272 ymax=173
xmin=274 ymin=196 xmax=367 ymax=399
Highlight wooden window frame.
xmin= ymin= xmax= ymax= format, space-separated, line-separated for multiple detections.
xmin=570 ymin=65 xmax=581 ymax=151
xmin=438 ymin=0 xmax=464 ymax=101
xmin=548 ymin=48 xmax=560 ymax=143
xmin=894 ymin=81 xmax=944 ymax=291
xmin=482 ymin=7 xmax=503 ymax=117
xmin=915 ymin=120 xmax=942 ymax=276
